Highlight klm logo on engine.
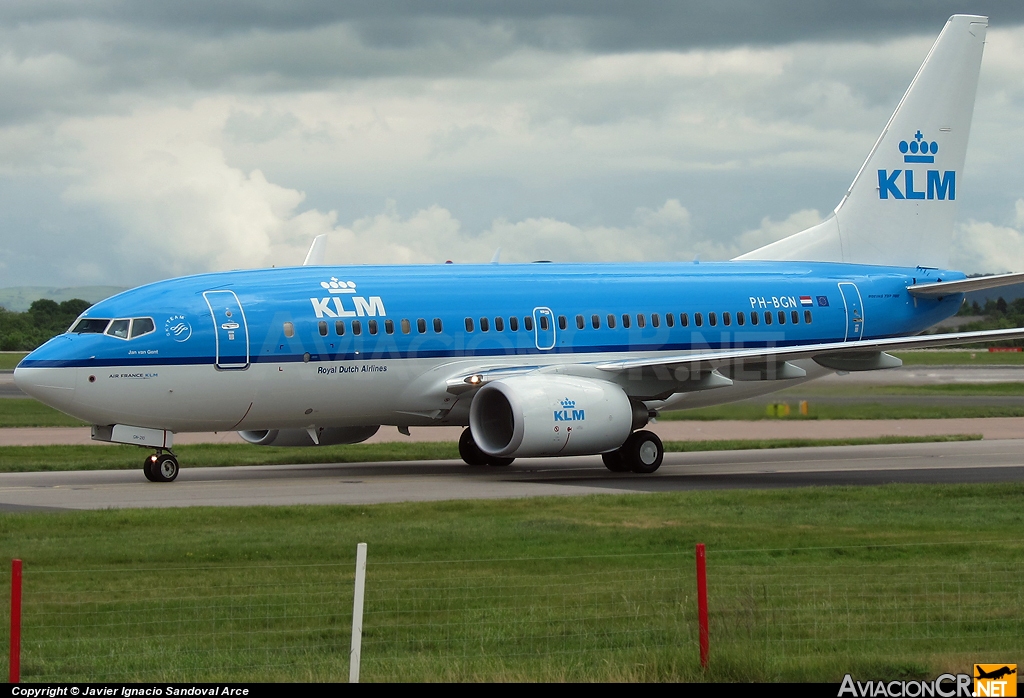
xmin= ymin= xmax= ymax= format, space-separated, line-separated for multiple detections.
xmin=877 ymin=131 xmax=955 ymax=201
xmin=554 ymin=398 xmax=585 ymax=422
xmin=309 ymin=278 xmax=386 ymax=318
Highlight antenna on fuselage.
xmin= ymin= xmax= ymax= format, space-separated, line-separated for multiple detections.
xmin=303 ymin=234 xmax=328 ymax=266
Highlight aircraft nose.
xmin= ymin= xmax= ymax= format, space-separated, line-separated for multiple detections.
xmin=13 ymin=341 xmax=78 ymax=410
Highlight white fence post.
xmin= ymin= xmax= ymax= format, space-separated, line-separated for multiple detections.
xmin=349 ymin=542 xmax=367 ymax=683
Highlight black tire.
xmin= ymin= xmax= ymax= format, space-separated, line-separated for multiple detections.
xmin=458 ymin=428 xmax=489 ymax=466
xmin=622 ymin=430 xmax=664 ymax=474
xmin=143 ymin=455 xmax=158 ymax=482
xmin=152 ymin=453 xmax=180 ymax=482
xmin=487 ymin=456 xmax=515 ymax=467
xmin=602 ymin=451 xmax=630 ymax=472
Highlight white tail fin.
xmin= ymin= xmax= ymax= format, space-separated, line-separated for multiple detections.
xmin=738 ymin=15 xmax=987 ymax=268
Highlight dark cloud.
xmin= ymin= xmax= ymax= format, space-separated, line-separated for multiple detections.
xmin=3 ymin=1 xmax=1024 ymax=48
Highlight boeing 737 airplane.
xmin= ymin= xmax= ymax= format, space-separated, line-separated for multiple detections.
xmin=14 ymin=15 xmax=1024 ymax=482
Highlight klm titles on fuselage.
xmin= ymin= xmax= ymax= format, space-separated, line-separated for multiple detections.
xmin=877 ymin=131 xmax=955 ymax=201
xmin=309 ymin=279 xmax=386 ymax=319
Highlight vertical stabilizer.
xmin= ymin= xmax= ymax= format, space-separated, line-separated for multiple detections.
xmin=739 ymin=15 xmax=987 ymax=268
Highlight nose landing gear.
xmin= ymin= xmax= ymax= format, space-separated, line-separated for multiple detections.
xmin=143 ymin=451 xmax=180 ymax=482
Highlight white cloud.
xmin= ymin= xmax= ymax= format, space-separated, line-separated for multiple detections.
xmin=952 ymin=199 xmax=1024 ymax=274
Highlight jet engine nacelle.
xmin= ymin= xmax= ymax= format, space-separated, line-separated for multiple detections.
xmin=469 ymin=375 xmax=635 ymax=457
xmin=239 ymin=426 xmax=380 ymax=447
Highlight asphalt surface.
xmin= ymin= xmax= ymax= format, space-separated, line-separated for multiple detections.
xmin=2 ymin=439 xmax=1022 ymax=511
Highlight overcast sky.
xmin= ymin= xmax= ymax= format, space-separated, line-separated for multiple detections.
xmin=2 ymin=1 xmax=1023 ymax=288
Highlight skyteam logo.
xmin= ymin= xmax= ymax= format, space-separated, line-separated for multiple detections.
xmin=163 ymin=315 xmax=192 ymax=342
xmin=878 ymin=130 xmax=954 ymax=201
xmin=554 ymin=398 xmax=585 ymax=422
xmin=310 ymin=279 xmax=387 ymax=319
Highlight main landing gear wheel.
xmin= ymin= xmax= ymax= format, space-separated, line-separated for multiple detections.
xmin=621 ymin=430 xmax=664 ymax=474
xmin=601 ymin=451 xmax=631 ymax=472
xmin=146 ymin=453 xmax=180 ymax=482
xmin=459 ymin=428 xmax=489 ymax=466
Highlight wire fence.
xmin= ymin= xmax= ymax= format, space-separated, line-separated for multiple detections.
xmin=6 ymin=543 xmax=1024 ymax=682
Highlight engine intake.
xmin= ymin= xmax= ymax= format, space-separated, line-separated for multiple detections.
xmin=239 ymin=426 xmax=380 ymax=447
xmin=469 ymin=375 xmax=634 ymax=457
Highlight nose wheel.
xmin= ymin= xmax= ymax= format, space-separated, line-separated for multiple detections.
xmin=143 ymin=452 xmax=180 ymax=482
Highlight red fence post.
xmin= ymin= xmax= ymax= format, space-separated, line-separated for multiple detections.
xmin=10 ymin=559 xmax=22 ymax=683
xmin=696 ymin=543 xmax=709 ymax=669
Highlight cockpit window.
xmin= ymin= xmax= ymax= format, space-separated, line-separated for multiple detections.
xmin=130 ymin=318 xmax=155 ymax=338
xmin=106 ymin=319 xmax=130 ymax=339
xmin=71 ymin=318 xmax=111 ymax=334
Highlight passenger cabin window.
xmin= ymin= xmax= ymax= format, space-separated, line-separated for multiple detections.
xmin=665 ymin=313 xmax=674 ymax=328
xmin=129 ymin=318 xmax=155 ymax=339
xmin=480 ymin=317 xmax=489 ymax=332
xmin=335 ymin=321 xmax=345 ymax=336
xmin=804 ymin=310 xmax=813 ymax=324
xmin=791 ymin=310 xmax=799 ymax=324
xmin=465 ymin=318 xmax=474 ymax=332
xmin=369 ymin=320 xmax=379 ymax=335
xmin=539 ymin=316 xmax=549 ymax=331
xmin=607 ymin=314 xmax=616 ymax=329
xmin=401 ymin=319 xmax=411 ymax=334
xmin=433 ymin=318 xmax=443 ymax=333
xmin=723 ymin=312 xmax=731 ymax=327
xmin=777 ymin=311 xmax=785 ymax=325
xmin=592 ymin=314 xmax=601 ymax=329
xmin=71 ymin=318 xmax=110 ymax=334
xmin=652 ymin=313 xmax=660 ymax=328
xmin=385 ymin=319 xmax=394 ymax=335
xmin=509 ymin=316 xmax=519 ymax=332
xmin=495 ymin=317 xmax=504 ymax=332
xmin=318 ymin=321 xmax=328 ymax=336
xmin=284 ymin=322 xmax=295 ymax=338
xmin=750 ymin=312 xmax=759 ymax=326
xmin=352 ymin=320 xmax=363 ymax=335
xmin=558 ymin=315 xmax=567 ymax=330
xmin=417 ymin=318 xmax=427 ymax=334
xmin=764 ymin=311 xmax=772 ymax=325
xmin=694 ymin=313 xmax=703 ymax=327
xmin=621 ymin=314 xmax=631 ymax=329
xmin=524 ymin=316 xmax=534 ymax=331
xmin=737 ymin=311 xmax=745 ymax=326
xmin=637 ymin=314 xmax=646 ymax=328
xmin=708 ymin=312 xmax=717 ymax=327
xmin=576 ymin=315 xmax=585 ymax=330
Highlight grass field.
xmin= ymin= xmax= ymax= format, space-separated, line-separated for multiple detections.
xmin=0 ymin=352 xmax=27 ymax=370
xmin=1 ymin=484 xmax=1021 ymax=682
xmin=0 ymin=434 xmax=979 ymax=473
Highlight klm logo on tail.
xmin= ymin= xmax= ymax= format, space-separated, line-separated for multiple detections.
xmin=877 ymin=131 xmax=955 ymax=200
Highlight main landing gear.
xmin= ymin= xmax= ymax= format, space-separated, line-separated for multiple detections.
xmin=602 ymin=430 xmax=664 ymax=474
xmin=143 ymin=451 xmax=180 ymax=483
xmin=459 ymin=428 xmax=515 ymax=467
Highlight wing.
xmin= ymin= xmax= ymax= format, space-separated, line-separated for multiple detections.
xmin=445 ymin=327 xmax=1024 ymax=398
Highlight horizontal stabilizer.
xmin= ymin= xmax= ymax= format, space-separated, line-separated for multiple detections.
xmin=907 ymin=272 xmax=1024 ymax=298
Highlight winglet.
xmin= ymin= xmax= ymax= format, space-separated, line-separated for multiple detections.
xmin=490 ymin=248 xmax=502 ymax=264
xmin=303 ymin=234 xmax=328 ymax=266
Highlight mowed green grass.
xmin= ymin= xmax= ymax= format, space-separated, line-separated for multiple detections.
xmin=0 ymin=352 xmax=27 ymax=370
xmin=1 ymin=484 xmax=1021 ymax=682
xmin=0 ymin=399 xmax=86 ymax=427
xmin=893 ymin=350 xmax=1024 ymax=365
xmin=0 ymin=434 xmax=980 ymax=473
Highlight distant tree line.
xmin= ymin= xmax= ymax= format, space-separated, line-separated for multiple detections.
xmin=954 ymin=296 xmax=1024 ymax=346
xmin=0 ymin=299 xmax=91 ymax=351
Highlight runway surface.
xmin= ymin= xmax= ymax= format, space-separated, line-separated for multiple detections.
xmin=2 ymin=438 xmax=1023 ymax=512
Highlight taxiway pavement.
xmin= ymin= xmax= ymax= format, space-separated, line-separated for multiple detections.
xmin=2 ymin=438 xmax=1023 ymax=512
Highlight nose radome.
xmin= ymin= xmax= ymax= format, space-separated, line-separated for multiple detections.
xmin=13 ymin=366 xmax=77 ymax=409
